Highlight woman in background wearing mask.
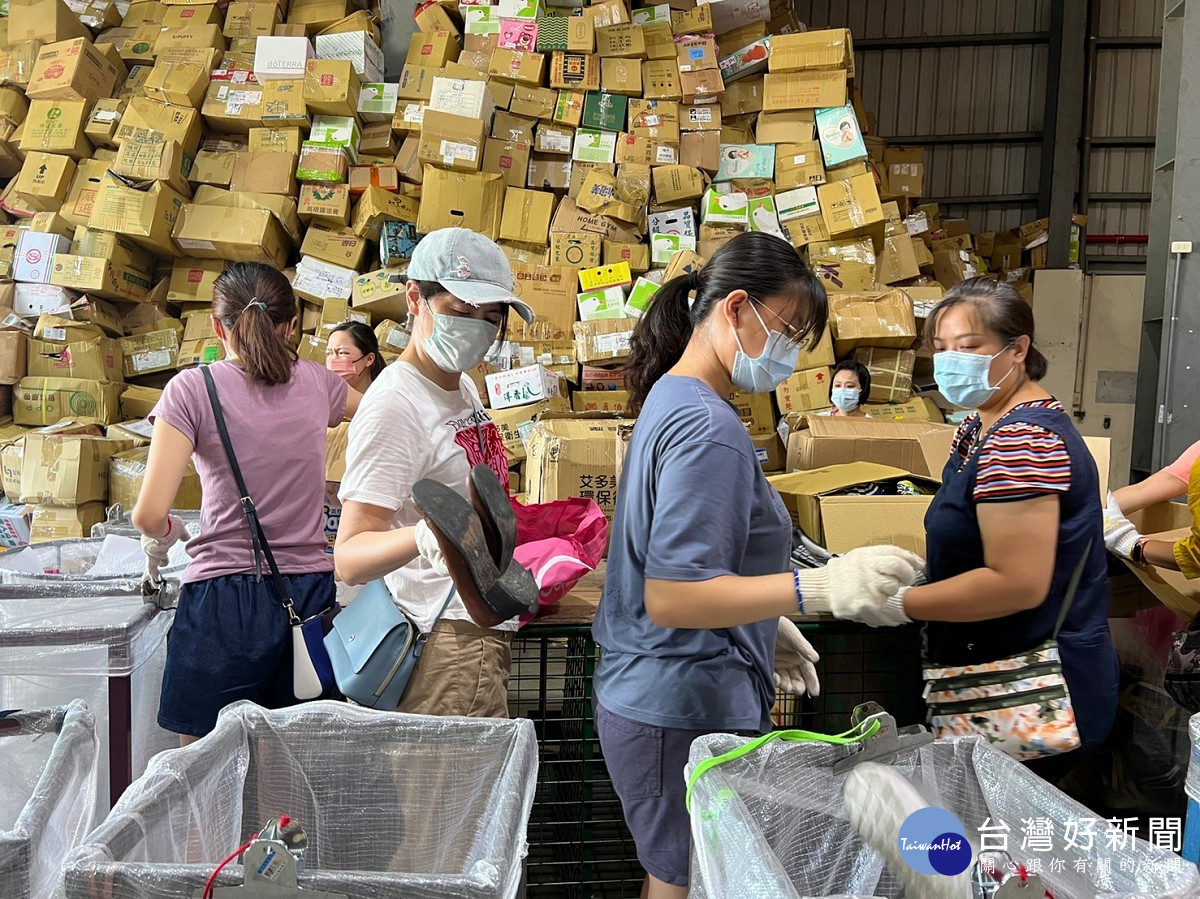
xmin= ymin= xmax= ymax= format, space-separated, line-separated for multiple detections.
xmin=594 ymin=232 xmax=924 ymax=898
xmin=825 ymin=359 xmax=872 ymax=417
xmin=334 ymin=229 xmax=534 ymax=717
xmin=323 ymin=322 xmax=385 ymax=560
xmin=889 ymin=278 xmax=1117 ymax=777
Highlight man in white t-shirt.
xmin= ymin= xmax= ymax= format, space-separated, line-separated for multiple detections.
xmin=334 ymin=229 xmax=534 ymax=717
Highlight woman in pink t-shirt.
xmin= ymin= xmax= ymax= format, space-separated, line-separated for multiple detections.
xmin=132 ymin=263 xmax=360 ymax=743
xmin=1103 ymin=439 xmax=1199 ymax=562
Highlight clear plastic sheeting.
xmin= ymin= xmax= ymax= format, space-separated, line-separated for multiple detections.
xmin=0 ymin=535 xmax=193 ymax=597
xmin=1187 ymin=713 xmax=1200 ymax=803
xmin=0 ymin=591 xmax=175 ymax=810
xmin=687 ymin=734 xmax=1200 ymax=899
xmin=0 ymin=702 xmax=99 ymax=899
xmin=63 ymin=700 xmax=540 ymax=899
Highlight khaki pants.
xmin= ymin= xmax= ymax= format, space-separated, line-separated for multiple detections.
xmin=395 ymin=618 xmax=513 ymax=717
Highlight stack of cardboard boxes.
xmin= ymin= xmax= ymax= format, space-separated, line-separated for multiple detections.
xmin=0 ymin=0 xmax=1083 ymax=544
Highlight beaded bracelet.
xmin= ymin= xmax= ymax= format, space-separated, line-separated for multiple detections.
xmin=792 ymin=568 xmax=804 ymax=615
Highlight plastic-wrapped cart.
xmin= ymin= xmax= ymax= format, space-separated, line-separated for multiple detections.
xmin=688 ymin=718 xmax=1200 ymax=898
xmin=0 ymin=584 xmax=176 ymax=811
xmin=0 ymin=533 xmax=192 ymax=598
xmin=63 ymin=700 xmax=540 ymax=899
xmin=0 ymin=702 xmax=100 ymax=899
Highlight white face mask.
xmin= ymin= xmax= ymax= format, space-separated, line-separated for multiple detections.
xmin=421 ymin=305 xmax=500 ymax=373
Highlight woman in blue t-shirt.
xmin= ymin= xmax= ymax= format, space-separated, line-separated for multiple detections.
xmin=593 ymin=232 xmax=925 ymax=898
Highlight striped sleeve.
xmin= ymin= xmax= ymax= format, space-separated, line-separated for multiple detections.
xmin=973 ymin=423 xmax=1072 ymax=502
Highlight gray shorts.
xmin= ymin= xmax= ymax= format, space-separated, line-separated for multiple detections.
xmin=596 ymin=702 xmax=756 ymax=887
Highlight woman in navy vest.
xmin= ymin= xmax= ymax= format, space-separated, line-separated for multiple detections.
xmin=890 ymin=278 xmax=1118 ymax=775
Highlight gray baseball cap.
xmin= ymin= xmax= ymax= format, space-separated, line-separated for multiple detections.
xmin=407 ymin=228 xmax=535 ymax=324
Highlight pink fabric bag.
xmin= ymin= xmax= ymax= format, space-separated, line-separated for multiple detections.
xmin=510 ymin=496 xmax=608 ymax=624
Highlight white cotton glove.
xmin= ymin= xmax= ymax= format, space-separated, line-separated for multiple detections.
xmin=797 ymin=546 xmax=924 ymax=626
xmin=774 ymin=617 xmax=820 ymax=697
xmin=414 ymin=519 xmax=449 ymax=576
xmin=141 ymin=515 xmax=187 ymax=586
xmin=1103 ymin=490 xmax=1141 ymax=560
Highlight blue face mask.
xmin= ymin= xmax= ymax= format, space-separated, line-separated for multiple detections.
xmin=730 ymin=301 xmax=801 ymax=394
xmin=831 ymin=386 xmax=861 ymax=413
xmin=933 ymin=347 xmax=1016 ymax=409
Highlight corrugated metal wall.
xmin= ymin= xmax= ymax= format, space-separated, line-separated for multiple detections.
xmin=794 ymin=0 xmax=1160 ymax=267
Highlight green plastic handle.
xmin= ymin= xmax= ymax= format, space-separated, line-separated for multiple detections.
xmin=684 ymin=718 xmax=881 ymax=813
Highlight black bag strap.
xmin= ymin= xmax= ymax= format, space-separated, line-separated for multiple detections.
xmin=1052 ymin=539 xmax=1094 ymax=639
xmin=201 ymin=366 xmax=301 ymax=625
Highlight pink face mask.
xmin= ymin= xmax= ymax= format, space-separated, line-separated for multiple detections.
xmin=327 ymin=358 xmax=362 ymax=382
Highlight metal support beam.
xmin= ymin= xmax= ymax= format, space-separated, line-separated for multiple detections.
xmin=1039 ymin=0 xmax=1089 ymax=267
xmin=855 ymin=33 xmax=1048 ymax=49
xmin=890 ymin=132 xmax=1041 ymax=145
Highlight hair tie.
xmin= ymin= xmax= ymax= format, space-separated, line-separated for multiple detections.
xmin=687 ymin=270 xmax=701 ymax=290
xmin=241 ymin=298 xmax=267 ymax=315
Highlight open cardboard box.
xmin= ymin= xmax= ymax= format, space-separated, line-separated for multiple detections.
xmin=1125 ymin=503 xmax=1197 ymax=620
xmin=767 ymin=461 xmax=936 ymax=555
xmin=786 ymin=416 xmax=955 ymax=478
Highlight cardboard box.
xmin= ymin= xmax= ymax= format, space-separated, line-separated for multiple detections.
xmin=762 ymin=70 xmax=847 ymax=111
xmin=525 ymin=413 xmax=628 ymax=517
xmin=111 ymin=138 xmax=194 ymax=198
xmin=28 ymin=333 xmax=122 ymax=382
xmin=428 ymin=75 xmax=496 ymax=121
xmin=536 ymin=15 xmax=594 ymax=53
xmin=499 ymin=187 xmax=556 ymax=245
xmin=418 ymin=108 xmax=486 ymax=173
xmin=227 ymin=151 xmax=298 ymax=198
xmin=200 ymin=81 xmax=266 ymax=132
xmin=167 ymin=258 xmax=224 ymax=303
xmin=225 ymin=1 xmax=284 ymax=40
xmin=767 ymin=29 xmax=854 ymax=72
xmin=110 ymin=445 xmax=201 ymax=511
xmin=15 ymin=152 xmax=76 ymax=213
xmin=50 ymin=254 xmax=153 ymax=303
xmin=817 ymin=172 xmax=884 ymax=237
xmin=828 ymin=290 xmax=917 ymax=355
xmin=21 ymin=99 xmax=91 ymax=159
xmin=652 ymin=164 xmax=705 ymax=205
xmin=116 ymin=98 xmax=202 ymax=156
xmin=315 ymin=30 xmax=383 ymax=82
xmin=13 ymin=284 xmax=79 ymax=318
xmin=785 ymin=416 xmax=953 ymax=478
xmin=303 ymin=58 xmax=361 ymax=116
xmin=260 ymin=79 xmax=312 ymax=129
xmin=27 ymin=38 xmax=124 ymax=102
xmin=0 ymin=331 xmax=28 ymax=385
xmin=28 ymin=502 xmax=106 ymax=542
xmin=299 ymin=221 xmax=367 ymax=269
xmin=417 ymin=166 xmax=506 ymax=240
xmin=349 ymin=184 xmax=418 ymax=240
xmin=488 ymin=395 xmax=569 ymax=463
xmin=550 ymin=51 xmax=601 ymax=92
xmin=767 ymin=461 xmax=933 ymax=552
xmin=489 ymin=47 xmax=546 ymax=85
xmin=9 ymin=0 xmax=91 ymax=44
xmin=13 ymin=377 xmax=123 ymax=426
xmin=143 ymin=59 xmax=208 ymax=106
xmin=87 ymin=173 xmax=186 ymax=257
xmin=776 ymin=366 xmax=833 ymax=415
xmin=120 ymin=328 xmax=179 ymax=377
xmin=13 ymin=231 xmax=71 ymax=284
xmin=296 ymin=142 xmax=348 ymax=182
xmin=485 ymin=364 xmax=563 ymax=410
xmin=172 ymin=204 xmax=291 ymax=267
xmin=723 ymin=390 xmax=774 ymax=436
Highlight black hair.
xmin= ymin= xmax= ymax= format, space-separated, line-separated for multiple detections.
xmin=925 ymin=277 xmax=1048 ymax=381
xmin=626 ymin=232 xmax=827 ymax=415
xmin=212 ymin=262 xmax=297 ymax=386
xmin=329 ymin=320 xmax=385 ymax=381
xmin=832 ymin=359 xmax=871 ymax=407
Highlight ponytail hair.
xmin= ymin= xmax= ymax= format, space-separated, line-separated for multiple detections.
xmin=925 ymin=277 xmax=1048 ymax=381
xmin=626 ymin=231 xmax=827 ymax=415
xmin=212 ymin=262 xmax=298 ymax=386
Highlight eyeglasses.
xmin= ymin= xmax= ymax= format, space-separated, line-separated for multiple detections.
xmin=749 ymin=296 xmax=806 ymax=348
xmin=325 ymin=348 xmax=363 ymax=361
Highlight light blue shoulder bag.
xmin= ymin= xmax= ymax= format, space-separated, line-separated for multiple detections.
xmin=325 ymin=580 xmax=456 ymax=710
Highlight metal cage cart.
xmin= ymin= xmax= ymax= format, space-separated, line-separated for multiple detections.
xmin=686 ymin=709 xmax=1200 ymax=898
xmin=0 ymin=702 xmax=100 ymax=899
xmin=62 ymin=700 xmax=539 ymax=899
xmin=508 ymin=568 xmax=926 ymax=898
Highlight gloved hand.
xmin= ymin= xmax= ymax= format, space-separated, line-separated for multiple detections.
xmin=797 ymin=545 xmax=924 ymax=624
xmin=141 ymin=515 xmax=188 ymax=586
xmin=1103 ymin=490 xmax=1141 ymax=560
xmin=774 ymin=617 xmax=820 ymax=697
xmin=414 ymin=519 xmax=449 ymax=576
